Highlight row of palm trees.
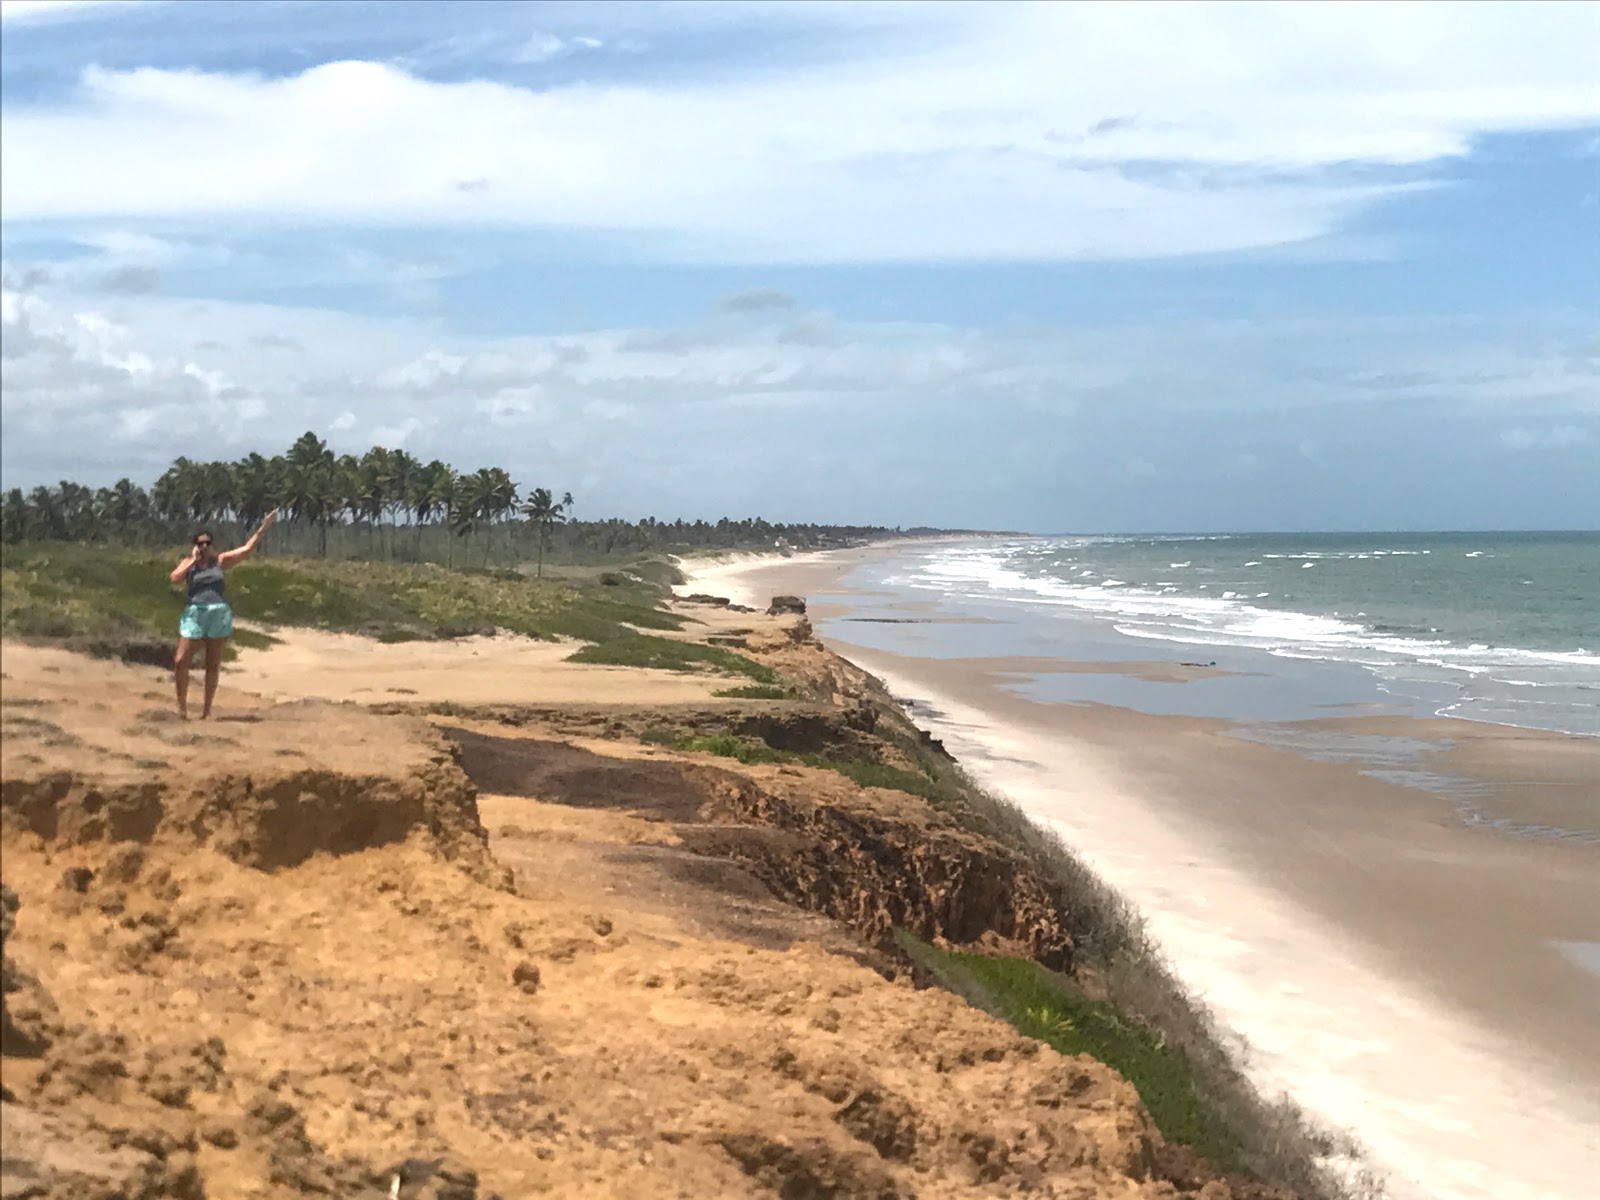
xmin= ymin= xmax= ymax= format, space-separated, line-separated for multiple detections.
xmin=1 ymin=433 xmax=570 ymax=571
xmin=0 ymin=432 xmax=907 ymax=569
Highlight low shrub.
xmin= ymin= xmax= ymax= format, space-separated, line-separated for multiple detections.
xmin=566 ymin=635 xmax=779 ymax=682
xmin=712 ymin=684 xmax=792 ymax=699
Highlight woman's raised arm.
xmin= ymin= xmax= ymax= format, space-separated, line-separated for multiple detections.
xmin=218 ymin=508 xmax=278 ymax=569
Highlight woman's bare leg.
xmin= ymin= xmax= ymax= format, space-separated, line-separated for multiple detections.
xmin=201 ymin=637 xmax=225 ymax=718
xmin=174 ymin=637 xmax=196 ymax=719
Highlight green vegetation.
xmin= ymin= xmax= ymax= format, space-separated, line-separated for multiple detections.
xmin=675 ymin=731 xmax=793 ymax=764
xmin=712 ymin=684 xmax=792 ymax=699
xmin=897 ymin=934 xmax=1239 ymax=1169
xmin=0 ymin=545 xmax=274 ymax=654
xmin=566 ymin=636 xmax=779 ymax=682
xmin=669 ymin=731 xmax=941 ymax=798
xmin=0 ymin=542 xmax=686 ymax=653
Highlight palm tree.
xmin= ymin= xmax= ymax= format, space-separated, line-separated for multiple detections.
xmin=413 ymin=460 xmax=454 ymax=562
xmin=386 ymin=449 xmax=419 ymax=557
xmin=483 ymin=466 xmax=520 ymax=562
xmin=446 ymin=471 xmax=485 ymax=567
xmin=520 ymin=487 xmax=566 ymax=578
xmin=103 ymin=478 xmax=149 ymax=534
xmin=356 ymin=447 xmax=391 ymax=554
xmin=279 ymin=437 xmax=340 ymax=556
xmin=201 ymin=460 xmax=236 ymax=528
xmin=1 ymin=489 xmax=33 ymax=543
xmin=234 ymin=454 xmax=276 ymax=544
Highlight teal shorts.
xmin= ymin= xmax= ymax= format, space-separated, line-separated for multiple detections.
xmin=179 ymin=603 xmax=233 ymax=640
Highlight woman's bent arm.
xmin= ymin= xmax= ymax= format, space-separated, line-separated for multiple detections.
xmin=169 ymin=554 xmax=197 ymax=584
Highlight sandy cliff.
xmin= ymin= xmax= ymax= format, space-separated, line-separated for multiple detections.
xmin=0 ymin=613 xmax=1278 ymax=1198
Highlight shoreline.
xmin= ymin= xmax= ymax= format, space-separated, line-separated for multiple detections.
xmin=681 ymin=544 xmax=1600 ymax=1200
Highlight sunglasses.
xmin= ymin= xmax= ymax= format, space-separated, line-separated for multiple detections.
xmin=195 ymin=540 xmax=213 ymax=547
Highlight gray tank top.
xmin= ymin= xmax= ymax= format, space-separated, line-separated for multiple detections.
xmin=186 ymin=561 xmax=227 ymax=606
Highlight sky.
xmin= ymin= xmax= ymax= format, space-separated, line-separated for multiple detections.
xmin=1 ymin=0 xmax=1597 ymax=532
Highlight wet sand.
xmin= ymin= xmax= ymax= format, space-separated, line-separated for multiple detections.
xmin=683 ymin=547 xmax=1600 ymax=1200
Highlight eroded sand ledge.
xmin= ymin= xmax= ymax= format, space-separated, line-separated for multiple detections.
xmin=0 ymin=620 xmax=1282 ymax=1198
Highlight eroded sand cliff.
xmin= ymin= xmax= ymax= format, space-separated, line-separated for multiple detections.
xmin=0 ymin=610 xmax=1278 ymax=1198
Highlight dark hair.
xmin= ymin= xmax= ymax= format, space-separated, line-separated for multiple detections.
xmin=193 ymin=529 xmax=214 ymax=543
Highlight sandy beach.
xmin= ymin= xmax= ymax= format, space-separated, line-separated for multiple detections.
xmin=681 ymin=546 xmax=1600 ymax=1200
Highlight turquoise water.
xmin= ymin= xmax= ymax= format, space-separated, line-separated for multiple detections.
xmin=877 ymin=532 xmax=1600 ymax=735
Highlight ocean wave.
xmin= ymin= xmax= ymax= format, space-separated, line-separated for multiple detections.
xmin=909 ymin=548 xmax=1600 ymax=677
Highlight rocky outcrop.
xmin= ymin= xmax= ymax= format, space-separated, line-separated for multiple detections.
xmin=768 ymin=594 xmax=807 ymax=615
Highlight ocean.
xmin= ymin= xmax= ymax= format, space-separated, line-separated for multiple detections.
xmin=871 ymin=531 xmax=1600 ymax=737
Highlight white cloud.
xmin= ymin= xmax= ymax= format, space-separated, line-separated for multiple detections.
xmin=0 ymin=280 xmax=265 ymax=478
xmin=2 ymin=3 xmax=1596 ymax=262
xmin=3 ymin=273 xmax=1596 ymax=513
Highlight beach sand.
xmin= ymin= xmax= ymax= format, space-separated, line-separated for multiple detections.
xmin=682 ymin=548 xmax=1600 ymax=1200
xmin=228 ymin=626 xmax=733 ymax=707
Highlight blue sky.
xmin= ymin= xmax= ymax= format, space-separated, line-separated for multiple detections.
xmin=1 ymin=0 xmax=1596 ymax=531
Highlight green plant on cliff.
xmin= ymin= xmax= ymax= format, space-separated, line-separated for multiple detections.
xmin=669 ymin=731 xmax=946 ymax=800
xmin=712 ymin=684 xmax=792 ymax=699
xmin=675 ymin=732 xmax=793 ymax=764
xmin=897 ymin=934 xmax=1239 ymax=1170
xmin=566 ymin=635 xmax=779 ymax=682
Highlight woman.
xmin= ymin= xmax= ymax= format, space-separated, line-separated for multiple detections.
xmin=169 ymin=508 xmax=277 ymax=719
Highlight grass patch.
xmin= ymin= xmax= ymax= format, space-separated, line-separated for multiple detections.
xmin=824 ymin=758 xmax=941 ymax=798
xmin=667 ymin=730 xmax=944 ymax=800
xmin=566 ymin=635 xmax=779 ymax=682
xmin=712 ymin=684 xmax=792 ymax=699
xmin=0 ymin=543 xmax=686 ymax=651
xmin=676 ymin=731 xmax=793 ymax=765
xmin=898 ymin=933 xmax=1238 ymax=1169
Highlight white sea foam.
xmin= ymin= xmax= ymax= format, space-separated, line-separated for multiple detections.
xmin=904 ymin=545 xmax=1600 ymax=734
